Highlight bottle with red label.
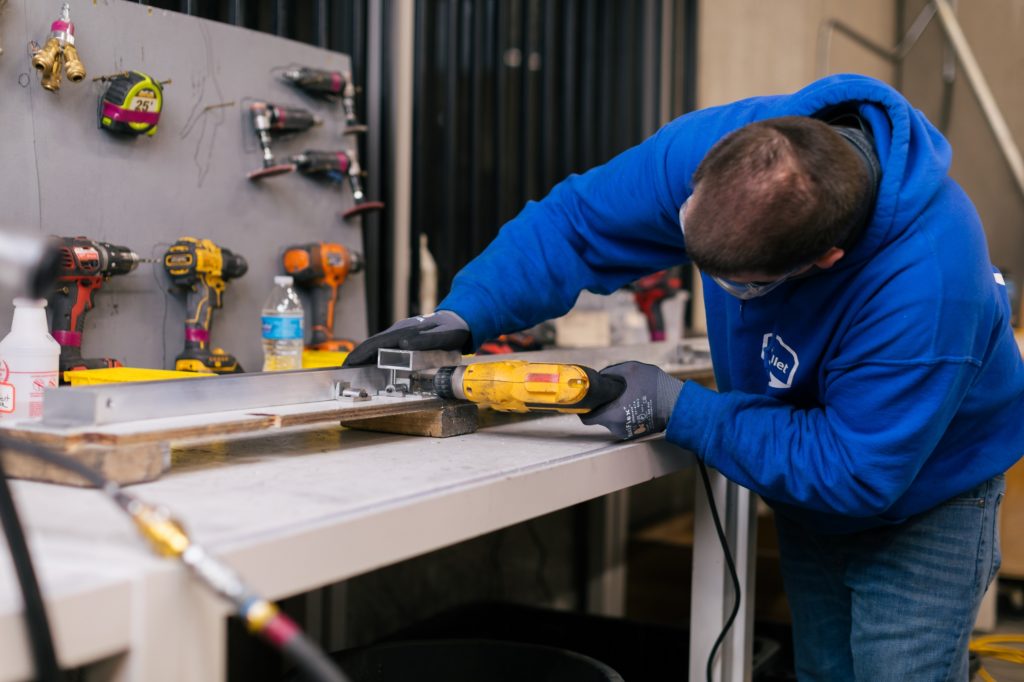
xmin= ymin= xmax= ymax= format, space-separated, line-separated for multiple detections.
xmin=0 ymin=299 xmax=60 ymax=422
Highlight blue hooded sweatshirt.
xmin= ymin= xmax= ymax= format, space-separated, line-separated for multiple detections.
xmin=437 ymin=74 xmax=1024 ymax=533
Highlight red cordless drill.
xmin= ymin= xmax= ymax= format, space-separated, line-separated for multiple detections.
xmin=282 ymin=242 xmax=362 ymax=352
xmin=247 ymin=101 xmax=322 ymax=180
xmin=281 ymin=66 xmax=367 ymax=134
xmin=290 ymin=149 xmax=385 ymax=220
xmin=630 ymin=269 xmax=683 ymax=341
xmin=47 ymin=237 xmax=143 ymax=378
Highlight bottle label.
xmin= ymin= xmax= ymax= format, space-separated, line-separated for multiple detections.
xmin=0 ymin=383 xmax=14 ymax=414
xmin=261 ymin=316 xmax=303 ymax=340
xmin=29 ymin=372 xmax=58 ymax=418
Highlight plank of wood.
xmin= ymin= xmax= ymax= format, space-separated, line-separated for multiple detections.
xmin=0 ymin=397 xmax=472 ymax=485
xmin=340 ymin=402 xmax=479 ymax=438
xmin=248 ymin=397 xmax=444 ymax=428
xmin=0 ymin=441 xmax=168 ymax=487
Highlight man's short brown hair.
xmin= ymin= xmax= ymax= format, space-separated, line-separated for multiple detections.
xmin=684 ymin=116 xmax=871 ymax=277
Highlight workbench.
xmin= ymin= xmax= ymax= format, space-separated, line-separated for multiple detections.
xmin=0 ymin=353 xmax=757 ymax=682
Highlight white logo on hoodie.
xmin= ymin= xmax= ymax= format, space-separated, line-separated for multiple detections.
xmin=761 ymin=334 xmax=799 ymax=389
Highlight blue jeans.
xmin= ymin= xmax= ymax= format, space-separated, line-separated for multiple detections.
xmin=774 ymin=475 xmax=1004 ymax=682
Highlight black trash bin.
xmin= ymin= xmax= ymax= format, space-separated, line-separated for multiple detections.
xmin=326 ymin=639 xmax=624 ymax=682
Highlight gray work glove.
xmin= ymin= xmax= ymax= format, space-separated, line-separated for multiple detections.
xmin=580 ymin=361 xmax=684 ymax=440
xmin=343 ymin=310 xmax=472 ymax=367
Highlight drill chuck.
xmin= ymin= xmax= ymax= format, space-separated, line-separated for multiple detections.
xmin=105 ymin=245 xmax=142 ymax=276
xmin=432 ymin=366 xmax=459 ymax=401
xmin=221 ymin=249 xmax=248 ymax=279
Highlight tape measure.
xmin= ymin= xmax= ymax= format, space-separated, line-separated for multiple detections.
xmin=97 ymin=71 xmax=164 ymax=136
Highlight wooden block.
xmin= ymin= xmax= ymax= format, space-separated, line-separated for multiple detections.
xmin=340 ymin=402 xmax=479 ymax=438
xmin=0 ymin=439 xmax=168 ymax=487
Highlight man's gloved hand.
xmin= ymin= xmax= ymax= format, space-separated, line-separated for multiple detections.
xmin=580 ymin=361 xmax=684 ymax=440
xmin=343 ymin=310 xmax=472 ymax=366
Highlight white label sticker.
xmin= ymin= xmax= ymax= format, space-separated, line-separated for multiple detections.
xmin=0 ymin=383 xmax=14 ymax=414
xmin=130 ymin=91 xmax=159 ymax=113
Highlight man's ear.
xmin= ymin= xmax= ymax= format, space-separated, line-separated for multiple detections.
xmin=814 ymin=247 xmax=845 ymax=270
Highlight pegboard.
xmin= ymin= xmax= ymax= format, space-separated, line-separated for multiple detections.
xmin=0 ymin=0 xmax=369 ymax=372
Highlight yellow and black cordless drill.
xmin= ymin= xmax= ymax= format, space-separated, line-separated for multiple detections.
xmin=430 ymin=361 xmax=626 ymax=414
xmin=163 ymin=238 xmax=247 ymax=374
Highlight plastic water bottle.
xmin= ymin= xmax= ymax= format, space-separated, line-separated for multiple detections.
xmin=261 ymin=276 xmax=304 ymax=371
xmin=0 ymin=299 xmax=60 ymax=422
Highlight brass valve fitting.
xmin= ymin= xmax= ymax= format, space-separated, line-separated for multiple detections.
xmin=31 ymin=37 xmax=60 ymax=73
xmin=63 ymin=43 xmax=85 ymax=81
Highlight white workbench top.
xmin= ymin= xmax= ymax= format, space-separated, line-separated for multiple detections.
xmin=0 ymin=412 xmax=693 ymax=681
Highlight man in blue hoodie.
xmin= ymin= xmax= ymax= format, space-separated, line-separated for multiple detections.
xmin=347 ymin=74 xmax=1024 ymax=680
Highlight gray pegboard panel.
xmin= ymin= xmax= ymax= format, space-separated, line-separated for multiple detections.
xmin=0 ymin=0 xmax=371 ymax=372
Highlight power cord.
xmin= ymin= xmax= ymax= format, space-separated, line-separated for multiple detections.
xmin=697 ymin=459 xmax=742 ymax=682
xmin=0 ymin=434 xmax=351 ymax=682
xmin=971 ymin=633 xmax=1024 ymax=681
xmin=0 ymin=456 xmax=60 ymax=682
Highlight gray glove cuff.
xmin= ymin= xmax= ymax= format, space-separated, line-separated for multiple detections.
xmin=656 ymin=372 xmax=685 ymax=426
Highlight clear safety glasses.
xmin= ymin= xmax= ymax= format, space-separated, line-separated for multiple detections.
xmin=678 ymin=198 xmax=804 ymax=301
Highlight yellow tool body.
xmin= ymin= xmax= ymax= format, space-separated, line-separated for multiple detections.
xmin=163 ymin=237 xmax=247 ymax=374
xmin=433 ymin=360 xmax=625 ymax=414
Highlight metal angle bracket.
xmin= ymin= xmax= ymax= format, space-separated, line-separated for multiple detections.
xmin=38 ymin=365 xmax=388 ymax=428
xmin=376 ymin=348 xmax=461 ymax=398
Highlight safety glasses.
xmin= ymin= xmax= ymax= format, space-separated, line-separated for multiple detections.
xmin=678 ymin=198 xmax=804 ymax=301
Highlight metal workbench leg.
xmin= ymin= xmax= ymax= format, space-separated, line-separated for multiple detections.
xmin=116 ymin=571 xmax=228 ymax=682
xmin=585 ymin=490 xmax=630 ymax=617
xmin=690 ymin=469 xmax=757 ymax=682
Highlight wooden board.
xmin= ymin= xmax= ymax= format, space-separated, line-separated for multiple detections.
xmin=0 ymin=397 xmax=478 ymax=486
xmin=341 ymin=402 xmax=479 ymax=438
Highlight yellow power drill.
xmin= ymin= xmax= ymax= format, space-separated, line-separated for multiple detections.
xmin=163 ymin=237 xmax=248 ymax=374
xmin=430 ymin=360 xmax=626 ymax=413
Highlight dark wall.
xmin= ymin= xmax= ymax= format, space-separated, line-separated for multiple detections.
xmin=130 ymin=0 xmax=696 ymax=327
xmin=409 ymin=0 xmax=696 ymax=313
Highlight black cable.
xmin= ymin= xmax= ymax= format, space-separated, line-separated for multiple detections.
xmin=697 ymin=459 xmax=742 ymax=682
xmin=0 ymin=445 xmax=61 ymax=682
xmin=282 ymin=629 xmax=349 ymax=682
xmin=0 ymin=435 xmax=350 ymax=682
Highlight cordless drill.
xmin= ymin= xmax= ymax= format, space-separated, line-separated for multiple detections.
xmin=47 ymin=237 xmax=143 ymax=377
xmin=282 ymin=242 xmax=363 ymax=352
xmin=289 ymin=149 xmax=385 ymax=219
xmin=630 ymin=269 xmax=683 ymax=341
xmin=163 ymin=238 xmax=247 ymax=374
xmin=430 ymin=361 xmax=626 ymax=414
xmin=281 ymin=66 xmax=367 ymax=134
xmin=247 ymin=101 xmax=322 ymax=180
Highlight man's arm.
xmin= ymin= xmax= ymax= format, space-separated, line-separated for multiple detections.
xmin=667 ymin=357 xmax=980 ymax=517
xmin=437 ymin=119 xmax=703 ymax=348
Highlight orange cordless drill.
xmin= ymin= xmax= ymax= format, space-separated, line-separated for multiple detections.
xmin=282 ymin=243 xmax=362 ymax=352
xmin=47 ymin=237 xmax=143 ymax=378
